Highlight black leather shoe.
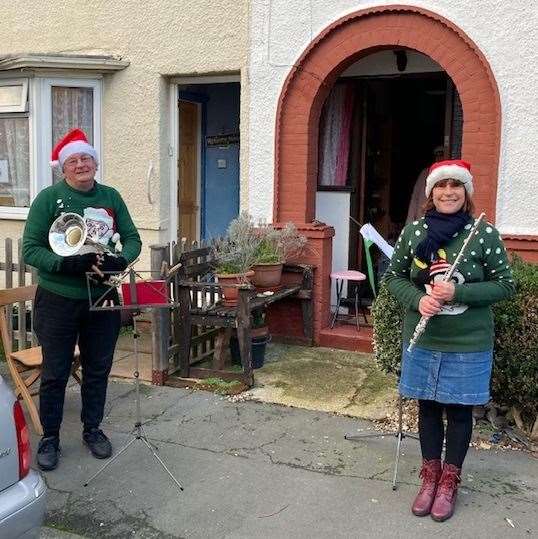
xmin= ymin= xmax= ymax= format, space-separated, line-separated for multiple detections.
xmin=83 ymin=428 xmax=112 ymax=459
xmin=37 ymin=436 xmax=60 ymax=471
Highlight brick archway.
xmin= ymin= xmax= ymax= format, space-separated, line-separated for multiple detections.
xmin=274 ymin=5 xmax=501 ymax=223
xmin=269 ymin=5 xmax=502 ymax=345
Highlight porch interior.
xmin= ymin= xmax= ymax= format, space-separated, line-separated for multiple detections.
xmin=316 ymin=48 xmax=462 ymax=339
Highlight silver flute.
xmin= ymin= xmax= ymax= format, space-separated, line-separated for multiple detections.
xmin=407 ymin=212 xmax=486 ymax=352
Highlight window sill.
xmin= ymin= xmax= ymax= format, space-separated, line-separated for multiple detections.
xmin=0 ymin=207 xmax=30 ymax=220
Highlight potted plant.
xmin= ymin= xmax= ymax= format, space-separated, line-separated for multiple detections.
xmin=212 ymin=213 xmax=259 ymax=306
xmin=230 ymin=308 xmax=270 ymax=369
xmin=251 ymin=223 xmax=308 ymax=289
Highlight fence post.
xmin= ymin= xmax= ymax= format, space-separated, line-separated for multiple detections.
xmin=150 ymin=244 xmax=170 ymax=385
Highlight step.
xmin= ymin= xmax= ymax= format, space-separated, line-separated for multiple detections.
xmin=318 ymin=324 xmax=374 ymax=353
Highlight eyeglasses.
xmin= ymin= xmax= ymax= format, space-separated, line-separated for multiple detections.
xmin=64 ymin=156 xmax=94 ymax=168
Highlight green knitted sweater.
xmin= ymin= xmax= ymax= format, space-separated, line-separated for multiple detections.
xmin=23 ymin=180 xmax=141 ymax=300
xmin=383 ymin=217 xmax=515 ymax=352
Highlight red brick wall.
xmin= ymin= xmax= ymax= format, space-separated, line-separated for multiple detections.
xmin=267 ymin=225 xmax=334 ymax=343
xmin=504 ymin=236 xmax=538 ymax=264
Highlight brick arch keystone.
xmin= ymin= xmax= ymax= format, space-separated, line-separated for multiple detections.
xmin=274 ymin=5 xmax=502 ymax=224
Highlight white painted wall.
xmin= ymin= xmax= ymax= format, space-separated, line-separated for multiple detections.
xmin=248 ymin=0 xmax=538 ymax=236
xmin=316 ymin=191 xmax=351 ymax=306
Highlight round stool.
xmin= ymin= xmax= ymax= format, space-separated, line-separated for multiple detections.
xmin=330 ymin=270 xmax=367 ymax=331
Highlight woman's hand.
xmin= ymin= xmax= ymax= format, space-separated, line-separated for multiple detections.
xmin=418 ymin=295 xmax=443 ymax=317
xmin=430 ymin=281 xmax=455 ymax=302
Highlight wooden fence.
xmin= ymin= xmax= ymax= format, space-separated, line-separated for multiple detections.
xmin=150 ymin=238 xmax=220 ymax=382
xmin=0 ymin=238 xmax=37 ymax=351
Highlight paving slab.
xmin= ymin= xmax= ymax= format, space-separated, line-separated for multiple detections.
xmin=27 ymin=378 xmax=538 ymax=539
xmin=248 ymin=343 xmax=398 ymax=420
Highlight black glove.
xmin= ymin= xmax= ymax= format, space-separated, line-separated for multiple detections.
xmin=99 ymin=254 xmax=128 ymax=274
xmin=60 ymin=253 xmax=99 ymax=275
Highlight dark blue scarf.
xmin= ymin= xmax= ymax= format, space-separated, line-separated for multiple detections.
xmin=415 ymin=209 xmax=471 ymax=263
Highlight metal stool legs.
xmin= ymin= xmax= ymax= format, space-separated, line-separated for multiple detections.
xmin=330 ymin=278 xmax=345 ymax=328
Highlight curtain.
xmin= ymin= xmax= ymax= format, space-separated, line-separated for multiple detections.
xmin=52 ymin=86 xmax=93 ymax=183
xmin=318 ymin=83 xmax=354 ymax=187
xmin=0 ymin=117 xmax=30 ymax=207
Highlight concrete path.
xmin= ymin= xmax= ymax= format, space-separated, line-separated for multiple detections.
xmin=35 ymin=379 xmax=537 ymax=538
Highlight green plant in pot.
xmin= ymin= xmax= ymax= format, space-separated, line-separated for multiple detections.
xmin=212 ymin=213 xmax=259 ymax=306
xmin=251 ymin=222 xmax=307 ymax=289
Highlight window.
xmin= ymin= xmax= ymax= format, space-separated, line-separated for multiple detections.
xmin=0 ymin=79 xmax=30 ymax=208
xmin=0 ymin=116 xmax=30 ymax=207
xmin=51 ymin=85 xmax=95 ymax=184
xmin=0 ymin=76 xmax=102 ymax=218
xmin=0 ymin=79 xmax=28 ymax=113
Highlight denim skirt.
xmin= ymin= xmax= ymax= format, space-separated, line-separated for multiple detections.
xmin=399 ymin=344 xmax=493 ymax=405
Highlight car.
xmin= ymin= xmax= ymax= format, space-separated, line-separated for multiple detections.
xmin=0 ymin=373 xmax=47 ymax=538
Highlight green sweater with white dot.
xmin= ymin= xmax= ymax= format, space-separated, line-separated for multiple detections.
xmin=383 ymin=217 xmax=515 ymax=352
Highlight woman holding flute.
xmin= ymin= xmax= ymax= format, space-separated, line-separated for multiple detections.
xmin=384 ymin=159 xmax=515 ymax=521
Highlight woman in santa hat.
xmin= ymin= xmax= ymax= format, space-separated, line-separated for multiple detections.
xmin=384 ymin=160 xmax=515 ymax=521
xmin=23 ymin=128 xmax=141 ymax=472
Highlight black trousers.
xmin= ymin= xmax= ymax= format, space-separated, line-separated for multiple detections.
xmin=34 ymin=286 xmax=121 ymax=437
xmin=418 ymin=399 xmax=474 ymax=468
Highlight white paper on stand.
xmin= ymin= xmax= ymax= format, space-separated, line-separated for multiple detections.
xmin=359 ymin=223 xmax=394 ymax=259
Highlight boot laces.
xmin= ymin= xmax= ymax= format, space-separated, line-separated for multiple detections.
xmin=438 ymin=468 xmax=461 ymax=494
xmin=419 ymin=461 xmax=440 ymax=482
xmin=418 ymin=461 xmax=440 ymax=492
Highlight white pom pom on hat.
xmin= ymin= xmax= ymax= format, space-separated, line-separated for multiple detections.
xmin=50 ymin=128 xmax=98 ymax=168
xmin=425 ymin=159 xmax=473 ymax=198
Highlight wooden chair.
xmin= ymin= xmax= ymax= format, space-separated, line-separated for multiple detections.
xmin=0 ymin=285 xmax=81 ymax=435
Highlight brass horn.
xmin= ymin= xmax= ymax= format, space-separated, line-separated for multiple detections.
xmin=48 ymin=213 xmax=89 ymax=257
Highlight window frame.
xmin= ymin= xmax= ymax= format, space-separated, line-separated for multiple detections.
xmin=0 ymin=79 xmax=28 ymax=113
xmin=0 ymin=75 xmax=103 ymax=220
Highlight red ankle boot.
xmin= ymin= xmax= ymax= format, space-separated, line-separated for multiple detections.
xmin=411 ymin=459 xmax=442 ymax=516
xmin=430 ymin=463 xmax=461 ymax=522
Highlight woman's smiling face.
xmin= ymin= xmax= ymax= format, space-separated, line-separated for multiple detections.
xmin=432 ymin=179 xmax=466 ymax=214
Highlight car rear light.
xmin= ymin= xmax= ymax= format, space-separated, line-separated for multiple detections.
xmin=13 ymin=401 xmax=31 ymax=479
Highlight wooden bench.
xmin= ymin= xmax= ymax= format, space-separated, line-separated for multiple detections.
xmin=172 ymin=246 xmax=314 ymax=386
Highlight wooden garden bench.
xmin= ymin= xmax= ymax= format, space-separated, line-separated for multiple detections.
xmin=172 ymin=246 xmax=314 ymax=386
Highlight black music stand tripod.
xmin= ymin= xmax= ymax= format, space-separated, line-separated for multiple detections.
xmin=83 ymin=268 xmax=183 ymax=493
xmin=345 ymin=394 xmax=419 ymax=490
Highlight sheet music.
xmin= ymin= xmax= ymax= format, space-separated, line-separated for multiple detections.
xmin=359 ymin=223 xmax=394 ymax=259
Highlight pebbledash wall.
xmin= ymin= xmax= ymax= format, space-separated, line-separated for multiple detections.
xmin=248 ymin=0 xmax=538 ymax=343
xmin=0 ymin=0 xmax=249 ymax=271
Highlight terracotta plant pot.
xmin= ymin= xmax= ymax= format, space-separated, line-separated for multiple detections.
xmin=251 ymin=262 xmax=283 ymax=289
xmin=216 ymin=270 xmax=255 ymax=306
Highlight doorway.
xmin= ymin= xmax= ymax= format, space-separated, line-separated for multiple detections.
xmin=318 ymin=71 xmax=462 ymax=302
xmin=175 ymin=80 xmax=240 ymax=244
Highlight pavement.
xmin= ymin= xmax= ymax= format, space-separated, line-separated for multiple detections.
xmin=32 ymin=377 xmax=537 ymax=538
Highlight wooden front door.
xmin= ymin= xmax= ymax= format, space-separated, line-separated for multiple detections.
xmin=178 ymin=101 xmax=199 ymax=243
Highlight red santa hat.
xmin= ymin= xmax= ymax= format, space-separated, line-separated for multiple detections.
xmin=425 ymin=159 xmax=473 ymax=198
xmin=50 ymin=128 xmax=98 ymax=169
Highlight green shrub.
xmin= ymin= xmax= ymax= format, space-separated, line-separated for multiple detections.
xmin=491 ymin=256 xmax=538 ymax=434
xmin=371 ymin=283 xmax=404 ymax=376
xmin=372 ymin=255 xmax=538 ymax=435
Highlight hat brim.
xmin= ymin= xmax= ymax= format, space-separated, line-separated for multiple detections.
xmin=425 ymin=165 xmax=473 ymax=196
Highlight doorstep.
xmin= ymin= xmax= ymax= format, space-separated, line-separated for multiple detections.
xmin=318 ymin=324 xmax=374 ymax=353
